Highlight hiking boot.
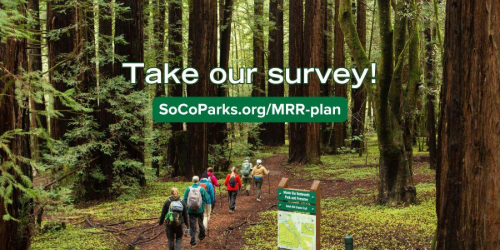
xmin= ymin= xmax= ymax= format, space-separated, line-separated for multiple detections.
xmin=199 ymin=236 xmax=206 ymax=242
xmin=257 ymin=198 xmax=261 ymax=202
xmin=191 ymin=243 xmax=197 ymax=248
xmin=229 ymin=210 xmax=234 ymax=214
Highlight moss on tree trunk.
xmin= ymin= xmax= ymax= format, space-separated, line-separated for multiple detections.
xmin=339 ymin=0 xmax=416 ymax=205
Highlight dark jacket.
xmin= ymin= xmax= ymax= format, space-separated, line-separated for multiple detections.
xmin=159 ymin=196 xmax=189 ymax=228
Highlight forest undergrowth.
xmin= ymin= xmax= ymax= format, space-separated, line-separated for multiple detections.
xmin=31 ymin=138 xmax=435 ymax=250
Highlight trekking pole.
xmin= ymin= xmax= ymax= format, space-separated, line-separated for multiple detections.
xmin=268 ymin=174 xmax=271 ymax=195
xmin=252 ymin=177 xmax=255 ymax=195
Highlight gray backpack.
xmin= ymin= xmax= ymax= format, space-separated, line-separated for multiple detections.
xmin=167 ymin=200 xmax=183 ymax=226
xmin=241 ymin=162 xmax=252 ymax=177
xmin=170 ymin=200 xmax=184 ymax=212
xmin=187 ymin=186 xmax=202 ymax=211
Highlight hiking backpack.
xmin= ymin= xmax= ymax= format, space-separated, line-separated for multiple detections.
xmin=167 ymin=200 xmax=183 ymax=226
xmin=241 ymin=162 xmax=251 ymax=177
xmin=187 ymin=186 xmax=203 ymax=210
xmin=199 ymin=183 xmax=208 ymax=192
xmin=229 ymin=175 xmax=236 ymax=187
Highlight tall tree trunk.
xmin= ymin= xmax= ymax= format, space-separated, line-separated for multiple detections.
xmin=167 ymin=0 xmax=184 ymax=177
xmin=0 ymin=9 xmax=33 ymax=248
xmin=288 ymin=0 xmax=306 ymax=163
xmin=93 ymin=0 xmax=117 ymax=197
xmin=436 ymin=0 xmax=500 ymax=248
xmin=186 ymin=0 xmax=214 ymax=177
xmin=152 ymin=0 xmax=166 ymax=177
xmin=28 ymin=0 xmax=45 ymax=161
xmin=219 ymin=0 xmax=234 ymax=74
xmin=402 ymin=0 xmax=421 ymax=196
xmin=424 ymin=0 xmax=436 ymax=170
xmin=333 ymin=0 xmax=347 ymax=153
xmin=209 ymin=0 xmax=232 ymax=148
xmin=248 ymin=0 xmax=265 ymax=147
xmin=261 ymin=0 xmax=285 ymax=146
xmin=302 ymin=0 xmax=323 ymax=164
xmin=351 ymin=0 xmax=367 ymax=152
xmin=321 ymin=0 xmax=334 ymax=153
xmin=207 ymin=0 xmax=224 ymax=147
xmin=93 ymin=0 xmax=146 ymax=194
xmin=114 ymin=0 xmax=145 ymax=184
xmin=339 ymin=0 xmax=416 ymax=205
xmin=215 ymin=0 xmax=233 ymax=144
xmin=47 ymin=1 xmax=75 ymax=141
xmin=376 ymin=0 xmax=416 ymax=205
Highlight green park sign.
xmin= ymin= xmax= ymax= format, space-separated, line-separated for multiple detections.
xmin=277 ymin=178 xmax=321 ymax=250
xmin=278 ymin=188 xmax=317 ymax=203
xmin=278 ymin=201 xmax=317 ymax=214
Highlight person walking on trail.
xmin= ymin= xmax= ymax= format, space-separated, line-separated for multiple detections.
xmin=251 ymin=159 xmax=270 ymax=202
xmin=206 ymin=167 xmax=220 ymax=212
xmin=199 ymin=172 xmax=215 ymax=230
xmin=241 ymin=157 xmax=253 ymax=196
xmin=224 ymin=167 xmax=242 ymax=213
xmin=183 ymin=176 xmax=209 ymax=247
xmin=159 ymin=187 xmax=189 ymax=250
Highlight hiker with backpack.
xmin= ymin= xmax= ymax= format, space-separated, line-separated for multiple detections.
xmin=251 ymin=159 xmax=270 ymax=202
xmin=241 ymin=157 xmax=253 ymax=196
xmin=183 ymin=176 xmax=209 ymax=247
xmin=159 ymin=187 xmax=189 ymax=250
xmin=206 ymin=167 xmax=220 ymax=212
xmin=224 ymin=167 xmax=242 ymax=213
xmin=199 ymin=172 xmax=215 ymax=230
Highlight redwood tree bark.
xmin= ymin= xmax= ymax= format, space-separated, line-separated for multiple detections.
xmin=249 ymin=0 xmax=265 ymax=147
xmin=186 ymin=0 xmax=213 ymax=177
xmin=152 ymin=0 xmax=166 ymax=176
xmin=0 ymin=18 xmax=32 ymax=250
xmin=219 ymin=0 xmax=234 ymax=74
xmin=436 ymin=0 xmax=500 ymax=248
xmin=333 ymin=0 xmax=347 ymax=153
xmin=212 ymin=0 xmax=233 ymax=149
xmin=302 ymin=0 xmax=323 ymax=164
xmin=207 ymin=0 xmax=224 ymax=146
xmin=321 ymin=0 xmax=334 ymax=152
xmin=424 ymin=0 xmax=437 ymax=170
xmin=28 ymin=0 xmax=45 ymax=160
xmin=167 ymin=0 xmax=184 ymax=177
xmin=288 ymin=0 xmax=306 ymax=163
xmin=251 ymin=0 xmax=265 ymax=99
xmin=47 ymin=1 xmax=75 ymax=141
xmin=261 ymin=0 xmax=285 ymax=146
xmin=351 ymin=0 xmax=367 ymax=152
xmin=115 ymin=0 xmax=145 ymax=184
xmin=92 ymin=0 xmax=146 ymax=194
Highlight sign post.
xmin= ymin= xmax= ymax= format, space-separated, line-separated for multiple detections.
xmin=277 ymin=178 xmax=321 ymax=250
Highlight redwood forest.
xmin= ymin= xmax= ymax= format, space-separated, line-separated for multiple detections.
xmin=0 ymin=0 xmax=499 ymax=249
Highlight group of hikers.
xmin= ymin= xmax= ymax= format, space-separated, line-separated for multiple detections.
xmin=159 ymin=157 xmax=270 ymax=249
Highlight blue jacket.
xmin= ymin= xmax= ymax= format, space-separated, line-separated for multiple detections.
xmin=183 ymin=184 xmax=209 ymax=214
xmin=199 ymin=178 xmax=215 ymax=204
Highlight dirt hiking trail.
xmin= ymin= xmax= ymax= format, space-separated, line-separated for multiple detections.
xmin=109 ymin=153 xmax=371 ymax=249
xmin=138 ymin=153 xmax=286 ymax=250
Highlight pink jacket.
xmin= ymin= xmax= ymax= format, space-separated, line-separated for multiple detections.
xmin=207 ymin=172 xmax=220 ymax=187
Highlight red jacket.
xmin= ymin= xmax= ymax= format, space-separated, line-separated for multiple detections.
xmin=224 ymin=173 xmax=242 ymax=191
xmin=207 ymin=172 xmax=220 ymax=187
